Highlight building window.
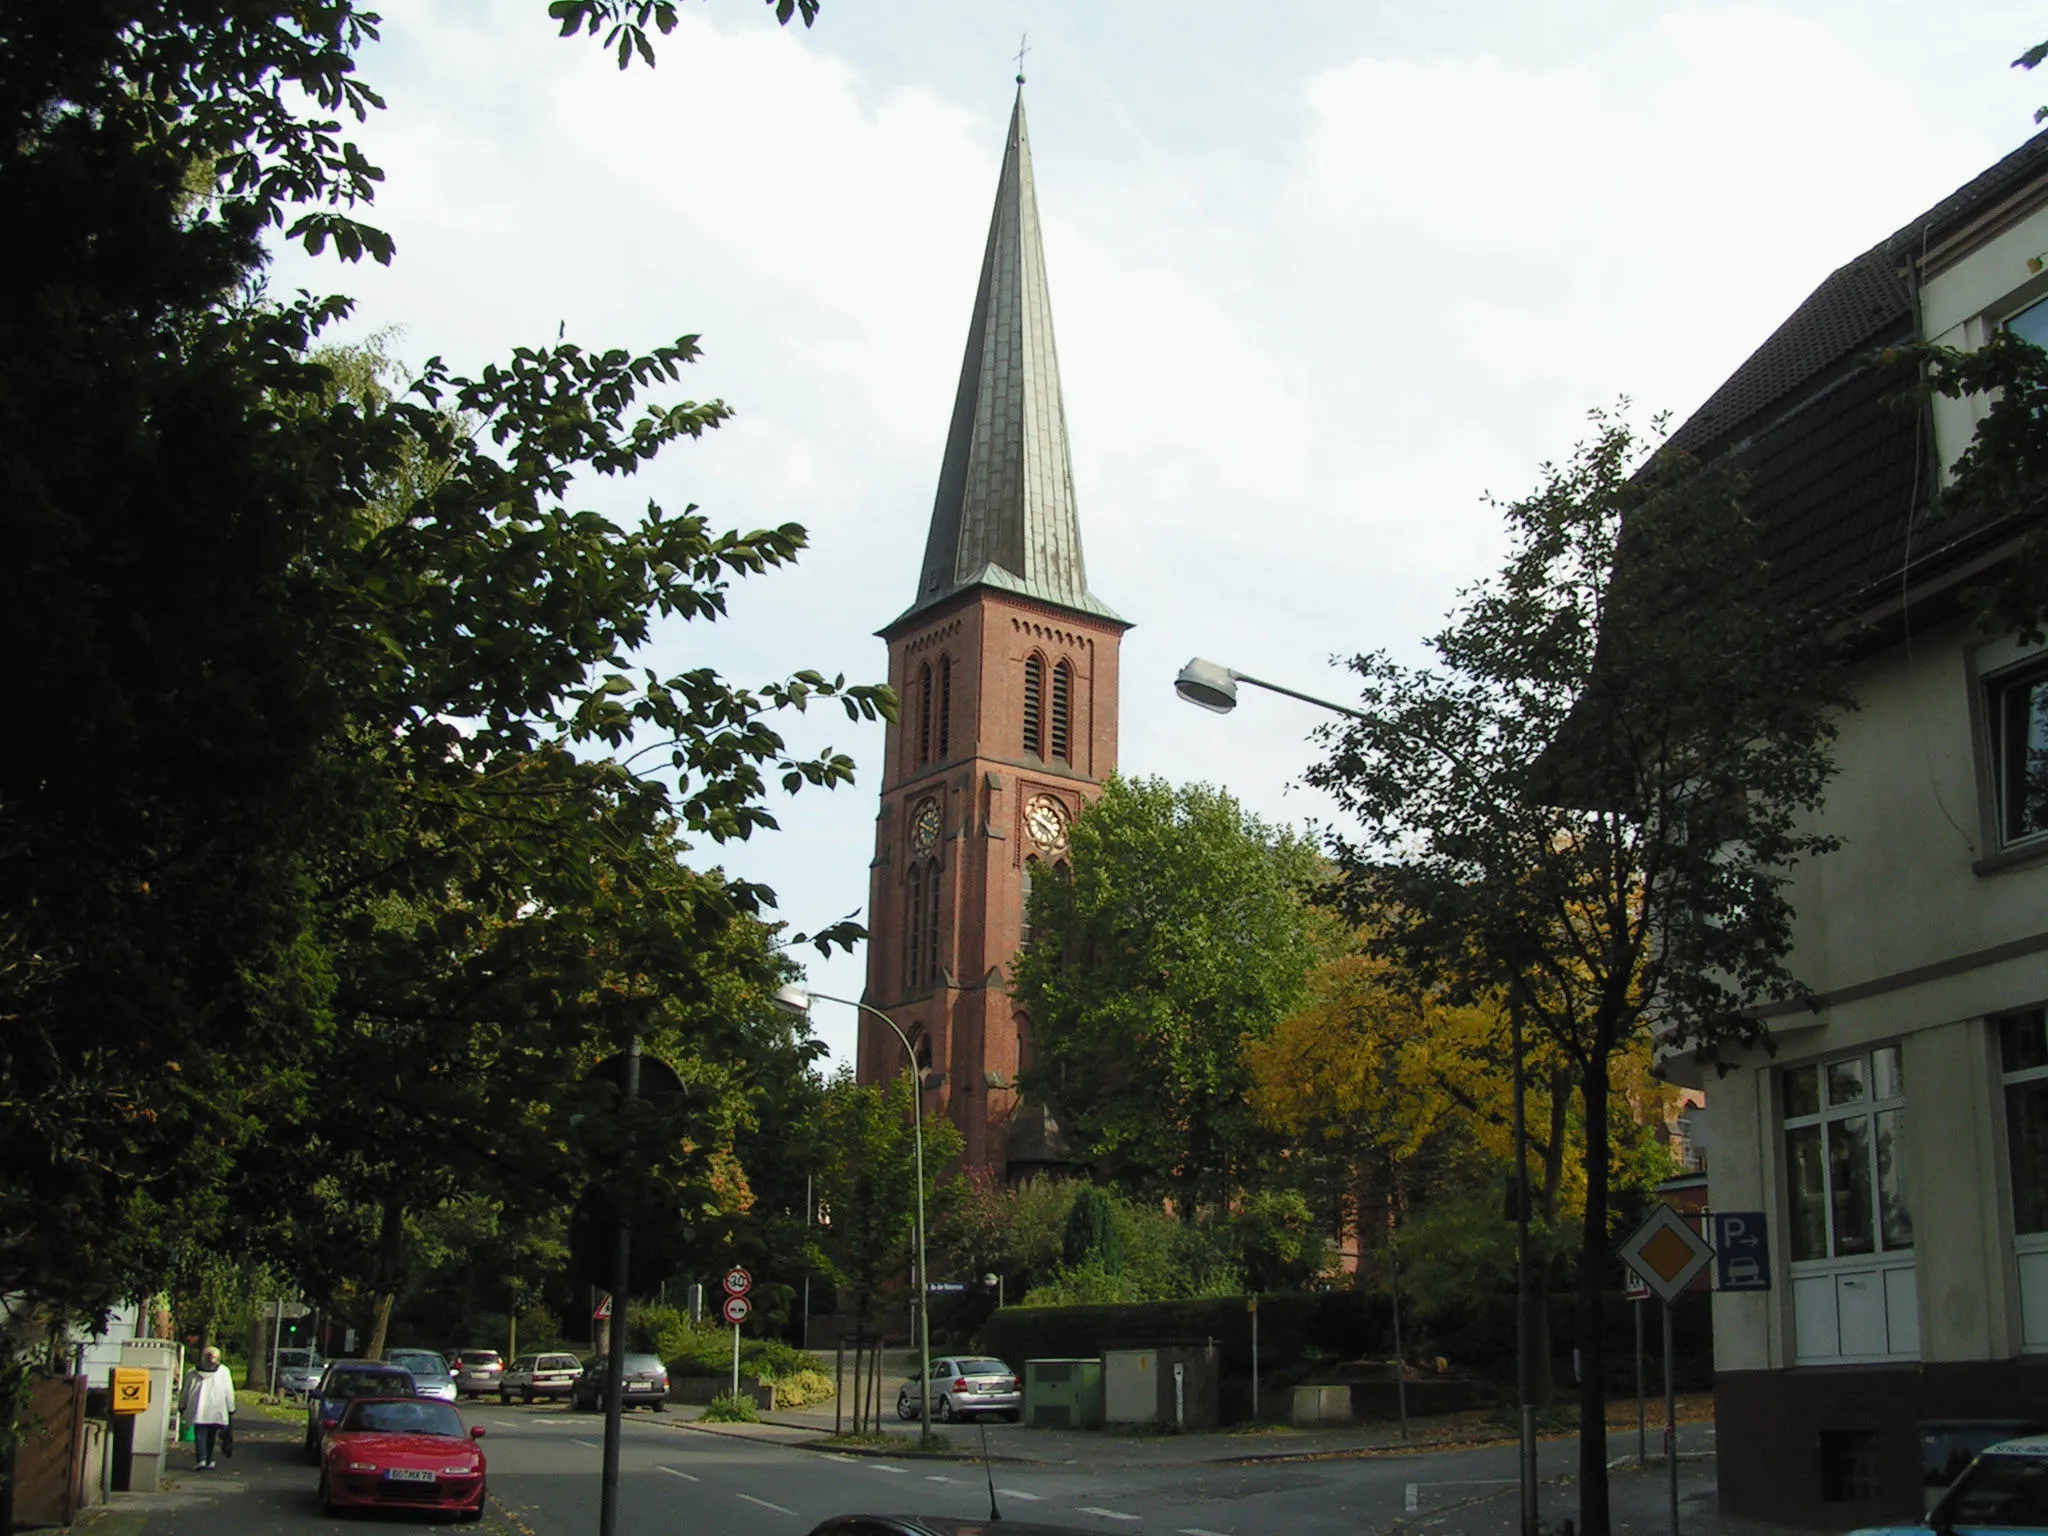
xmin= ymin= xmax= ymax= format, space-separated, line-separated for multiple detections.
xmin=2007 ymin=294 xmax=2048 ymax=350
xmin=1050 ymin=660 xmax=1072 ymax=763
xmin=937 ymin=655 xmax=952 ymax=760
xmin=1783 ymin=1047 xmax=1917 ymax=1363
xmin=1784 ymin=1048 xmax=1911 ymax=1260
xmin=917 ymin=662 xmax=934 ymax=768
xmin=1998 ymin=1007 xmax=2048 ymax=1348
xmin=922 ymin=860 xmax=942 ymax=985
xmin=1819 ymin=1430 xmax=1880 ymax=1504
xmin=1989 ymin=661 xmax=2048 ymax=846
xmin=1020 ymin=857 xmax=1036 ymax=949
xmin=1022 ymin=654 xmax=1045 ymax=758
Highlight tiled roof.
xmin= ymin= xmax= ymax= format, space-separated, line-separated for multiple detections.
xmin=888 ymin=91 xmax=1125 ymax=633
xmin=1668 ymin=128 xmax=2048 ymax=615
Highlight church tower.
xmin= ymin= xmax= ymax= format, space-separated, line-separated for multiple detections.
xmin=860 ymin=89 xmax=1128 ymax=1179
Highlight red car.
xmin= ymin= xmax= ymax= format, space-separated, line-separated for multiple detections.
xmin=317 ymin=1396 xmax=487 ymax=1522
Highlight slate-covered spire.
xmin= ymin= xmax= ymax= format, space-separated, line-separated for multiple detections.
xmin=891 ymin=89 xmax=1123 ymax=631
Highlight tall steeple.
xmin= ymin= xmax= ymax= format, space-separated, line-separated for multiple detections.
xmin=893 ymin=89 xmax=1122 ymax=630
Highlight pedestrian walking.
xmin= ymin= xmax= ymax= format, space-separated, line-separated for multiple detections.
xmin=182 ymin=1345 xmax=237 ymax=1470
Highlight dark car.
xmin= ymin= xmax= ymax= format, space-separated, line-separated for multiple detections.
xmin=1850 ymin=1435 xmax=2048 ymax=1534
xmin=569 ymin=1353 xmax=668 ymax=1412
xmin=303 ymin=1362 xmax=418 ymax=1459
xmin=317 ymin=1395 xmax=486 ymax=1523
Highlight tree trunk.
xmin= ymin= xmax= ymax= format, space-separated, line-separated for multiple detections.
xmin=1576 ymin=1048 xmax=1613 ymax=1536
xmin=364 ymin=1293 xmax=395 ymax=1363
xmin=364 ymin=1194 xmax=405 ymax=1361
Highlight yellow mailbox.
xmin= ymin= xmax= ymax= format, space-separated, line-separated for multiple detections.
xmin=111 ymin=1367 xmax=151 ymax=1415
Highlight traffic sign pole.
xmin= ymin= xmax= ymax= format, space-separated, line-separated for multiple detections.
xmin=1664 ymin=1297 xmax=1678 ymax=1536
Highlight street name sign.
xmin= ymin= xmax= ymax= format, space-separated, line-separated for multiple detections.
xmin=1619 ymin=1205 xmax=1713 ymax=1303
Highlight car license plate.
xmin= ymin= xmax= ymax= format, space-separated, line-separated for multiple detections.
xmin=386 ymin=1468 xmax=435 ymax=1483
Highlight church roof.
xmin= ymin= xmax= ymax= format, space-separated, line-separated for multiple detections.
xmin=887 ymin=90 xmax=1125 ymax=633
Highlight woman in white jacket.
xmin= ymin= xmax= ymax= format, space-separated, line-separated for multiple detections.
xmin=182 ymin=1346 xmax=237 ymax=1470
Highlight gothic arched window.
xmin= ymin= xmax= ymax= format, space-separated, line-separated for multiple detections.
xmin=1022 ymin=653 xmax=1045 ymax=758
xmin=1020 ymin=856 xmax=1037 ymax=949
xmin=937 ymin=655 xmax=952 ymax=760
xmin=904 ymin=863 xmax=927 ymax=987
xmin=922 ymin=860 xmax=943 ymax=984
xmin=916 ymin=661 xmax=934 ymax=767
xmin=1050 ymin=660 xmax=1072 ymax=763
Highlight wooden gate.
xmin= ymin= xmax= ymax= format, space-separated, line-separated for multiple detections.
xmin=14 ymin=1373 xmax=86 ymax=1527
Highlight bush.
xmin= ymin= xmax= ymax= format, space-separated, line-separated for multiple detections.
xmin=701 ymin=1392 xmax=759 ymax=1423
xmin=769 ymin=1368 xmax=833 ymax=1408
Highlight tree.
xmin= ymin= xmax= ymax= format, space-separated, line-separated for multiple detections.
xmin=1306 ymin=411 xmax=1846 ymax=1536
xmin=1012 ymin=777 xmax=1329 ymax=1213
xmin=808 ymin=1071 xmax=961 ymax=1433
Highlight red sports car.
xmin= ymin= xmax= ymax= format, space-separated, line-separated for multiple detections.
xmin=317 ymin=1395 xmax=487 ymax=1521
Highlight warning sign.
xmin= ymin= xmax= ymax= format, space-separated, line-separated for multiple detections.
xmin=112 ymin=1367 xmax=150 ymax=1415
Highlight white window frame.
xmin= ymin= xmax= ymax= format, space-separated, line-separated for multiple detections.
xmin=1782 ymin=1047 xmax=1919 ymax=1364
xmin=1996 ymin=1006 xmax=2048 ymax=1351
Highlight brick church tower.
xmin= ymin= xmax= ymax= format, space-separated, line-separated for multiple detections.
xmin=859 ymin=89 xmax=1128 ymax=1179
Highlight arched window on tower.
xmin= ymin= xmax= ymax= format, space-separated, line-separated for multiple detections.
xmin=937 ymin=655 xmax=952 ymax=760
xmin=922 ymin=860 xmax=943 ymax=985
xmin=906 ymin=1024 xmax=934 ymax=1082
xmin=1020 ymin=856 xmax=1037 ymax=949
xmin=1050 ymin=660 xmax=1072 ymax=764
xmin=904 ymin=863 xmax=927 ymax=989
xmin=916 ymin=662 xmax=934 ymax=767
xmin=1022 ymin=653 xmax=1045 ymax=758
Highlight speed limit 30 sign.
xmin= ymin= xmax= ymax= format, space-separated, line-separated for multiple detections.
xmin=722 ymin=1267 xmax=751 ymax=1297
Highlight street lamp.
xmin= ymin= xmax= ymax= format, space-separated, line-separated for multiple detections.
xmin=1174 ymin=657 xmax=1368 ymax=720
xmin=771 ymin=982 xmax=936 ymax=1440
xmin=1173 ymin=658 xmax=1536 ymax=1536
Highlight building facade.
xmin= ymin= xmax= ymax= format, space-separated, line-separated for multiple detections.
xmin=858 ymin=91 xmax=1128 ymax=1178
xmin=1656 ymin=129 xmax=2048 ymax=1528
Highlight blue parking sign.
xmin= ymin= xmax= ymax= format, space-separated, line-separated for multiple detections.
xmin=1712 ymin=1211 xmax=1771 ymax=1291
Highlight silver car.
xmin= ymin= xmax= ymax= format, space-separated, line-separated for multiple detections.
xmin=272 ymin=1347 xmax=322 ymax=1397
xmin=896 ymin=1356 xmax=1021 ymax=1423
xmin=451 ymin=1349 xmax=504 ymax=1398
xmin=383 ymin=1348 xmax=458 ymax=1402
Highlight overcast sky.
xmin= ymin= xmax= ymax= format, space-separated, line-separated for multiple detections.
xmin=272 ymin=0 xmax=2047 ymax=1066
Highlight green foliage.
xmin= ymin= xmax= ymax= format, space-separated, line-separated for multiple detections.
xmin=1020 ymin=1188 xmax=1244 ymax=1305
xmin=1061 ymin=1186 xmax=1123 ymax=1271
xmin=767 ymin=1368 xmax=834 ymax=1408
xmin=1013 ymin=777 xmax=1330 ymax=1210
xmin=701 ymin=1392 xmax=759 ymax=1423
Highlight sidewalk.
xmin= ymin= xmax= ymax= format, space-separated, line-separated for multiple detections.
xmin=73 ymin=1417 xmax=309 ymax=1536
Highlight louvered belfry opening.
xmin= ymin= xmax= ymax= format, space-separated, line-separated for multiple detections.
xmin=937 ymin=655 xmax=953 ymax=759
xmin=1050 ymin=659 xmax=1072 ymax=763
xmin=1023 ymin=653 xmax=1045 ymax=757
xmin=917 ymin=662 xmax=934 ymax=767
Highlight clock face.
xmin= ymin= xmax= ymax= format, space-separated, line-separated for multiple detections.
xmin=911 ymin=799 xmax=941 ymax=853
xmin=1024 ymin=794 xmax=1069 ymax=855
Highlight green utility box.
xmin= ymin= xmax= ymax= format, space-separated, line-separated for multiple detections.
xmin=1023 ymin=1358 xmax=1104 ymax=1430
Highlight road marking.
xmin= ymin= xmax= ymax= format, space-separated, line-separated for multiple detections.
xmin=657 ymin=1466 xmax=699 ymax=1482
xmin=1180 ymin=1528 xmax=1233 ymax=1536
xmin=737 ymin=1494 xmax=796 ymax=1515
xmin=493 ymin=1420 xmax=519 ymax=1428
xmin=1406 ymin=1479 xmax=1516 ymax=1512
xmin=573 ymin=1438 xmax=600 ymax=1449
xmin=925 ymin=1474 xmax=957 ymax=1483
xmin=998 ymin=1490 xmax=1043 ymax=1501
xmin=869 ymin=1464 xmax=908 ymax=1475
xmin=1077 ymin=1508 xmax=1142 ymax=1522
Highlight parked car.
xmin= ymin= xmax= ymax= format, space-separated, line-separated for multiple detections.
xmin=271 ymin=1347 xmax=322 ymax=1398
xmin=451 ymin=1350 xmax=504 ymax=1398
xmin=569 ymin=1353 xmax=668 ymax=1412
xmin=384 ymin=1348 xmax=458 ymax=1403
xmin=500 ymin=1353 xmax=584 ymax=1403
xmin=317 ymin=1395 xmax=486 ymax=1523
xmin=895 ymin=1357 xmax=1021 ymax=1423
xmin=1851 ymin=1436 xmax=2048 ymax=1534
xmin=303 ymin=1362 xmax=418 ymax=1459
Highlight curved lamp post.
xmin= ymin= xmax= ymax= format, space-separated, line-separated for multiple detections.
xmin=771 ymin=982 xmax=934 ymax=1439
xmin=1174 ymin=657 xmax=1534 ymax=1536
xmin=1174 ymin=657 xmax=1368 ymax=720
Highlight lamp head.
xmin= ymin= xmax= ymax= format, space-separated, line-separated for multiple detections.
xmin=770 ymin=983 xmax=811 ymax=1017
xmin=1174 ymin=657 xmax=1239 ymax=714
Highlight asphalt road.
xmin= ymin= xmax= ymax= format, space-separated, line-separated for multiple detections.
xmin=478 ymin=1403 xmax=1716 ymax=1536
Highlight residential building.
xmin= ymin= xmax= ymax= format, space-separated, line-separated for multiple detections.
xmin=1658 ymin=127 xmax=2048 ymax=1527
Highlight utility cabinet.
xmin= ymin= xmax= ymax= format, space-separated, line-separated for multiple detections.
xmin=1023 ymin=1358 xmax=1103 ymax=1429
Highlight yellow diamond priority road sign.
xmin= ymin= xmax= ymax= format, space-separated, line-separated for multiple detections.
xmin=1619 ymin=1205 xmax=1713 ymax=1304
